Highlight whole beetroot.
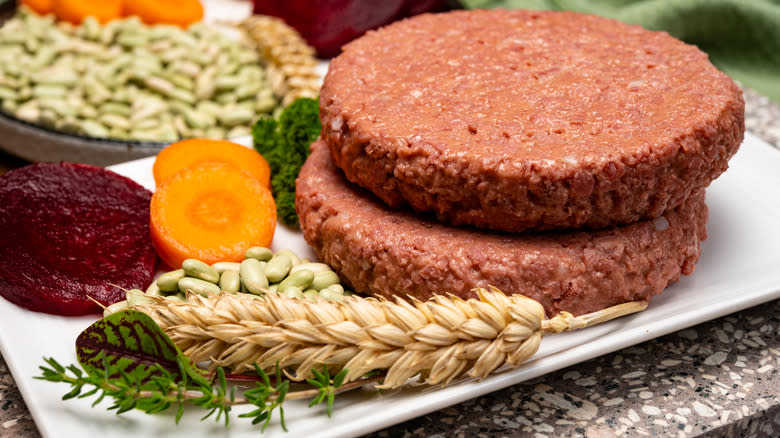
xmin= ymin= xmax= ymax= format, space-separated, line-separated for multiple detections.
xmin=0 ymin=162 xmax=158 ymax=316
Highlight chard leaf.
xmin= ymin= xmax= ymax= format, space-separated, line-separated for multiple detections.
xmin=75 ymin=310 xmax=205 ymax=386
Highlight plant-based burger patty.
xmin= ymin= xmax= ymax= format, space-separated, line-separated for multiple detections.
xmin=320 ymin=9 xmax=743 ymax=232
xmin=296 ymin=140 xmax=708 ymax=316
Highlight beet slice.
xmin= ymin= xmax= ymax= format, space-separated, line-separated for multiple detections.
xmin=0 ymin=162 xmax=158 ymax=316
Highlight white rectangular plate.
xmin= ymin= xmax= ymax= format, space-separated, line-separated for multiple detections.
xmin=1 ymin=133 xmax=779 ymax=438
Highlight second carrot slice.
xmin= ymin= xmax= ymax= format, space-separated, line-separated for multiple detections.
xmin=150 ymin=162 xmax=276 ymax=269
xmin=153 ymin=139 xmax=271 ymax=188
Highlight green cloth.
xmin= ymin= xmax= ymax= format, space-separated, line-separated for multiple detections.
xmin=460 ymin=0 xmax=780 ymax=103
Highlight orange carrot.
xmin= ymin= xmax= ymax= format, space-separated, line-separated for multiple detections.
xmin=52 ymin=0 xmax=122 ymax=24
xmin=150 ymin=162 xmax=276 ymax=268
xmin=122 ymin=0 xmax=204 ymax=27
xmin=21 ymin=0 xmax=53 ymax=15
xmin=152 ymin=139 xmax=271 ymax=188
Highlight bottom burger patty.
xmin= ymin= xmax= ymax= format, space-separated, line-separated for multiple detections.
xmin=296 ymin=140 xmax=708 ymax=316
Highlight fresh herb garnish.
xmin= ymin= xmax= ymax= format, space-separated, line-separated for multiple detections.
xmin=36 ymin=309 xmax=376 ymax=432
xmin=252 ymin=97 xmax=321 ymax=227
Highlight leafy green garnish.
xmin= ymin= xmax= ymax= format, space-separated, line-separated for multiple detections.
xmin=252 ymin=97 xmax=321 ymax=227
xmin=307 ymin=367 xmax=348 ymax=417
xmin=37 ymin=309 xmax=368 ymax=432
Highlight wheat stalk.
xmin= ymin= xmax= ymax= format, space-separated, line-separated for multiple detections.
xmin=128 ymin=287 xmax=646 ymax=389
xmin=239 ymin=15 xmax=321 ymax=106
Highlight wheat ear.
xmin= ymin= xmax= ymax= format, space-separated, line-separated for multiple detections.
xmin=129 ymin=287 xmax=646 ymax=389
xmin=239 ymin=15 xmax=320 ymax=106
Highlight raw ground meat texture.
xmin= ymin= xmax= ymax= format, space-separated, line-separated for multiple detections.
xmin=320 ymin=9 xmax=743 ymax=232
xmin=297 ymin=140 xmax=708 ymax=317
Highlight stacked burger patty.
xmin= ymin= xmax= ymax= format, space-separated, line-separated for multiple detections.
xmin=295 ymin=10 xmax=745 ymax=316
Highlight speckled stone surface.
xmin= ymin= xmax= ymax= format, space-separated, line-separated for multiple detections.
xmin=0 ymin=87 xmax=778 ymax=438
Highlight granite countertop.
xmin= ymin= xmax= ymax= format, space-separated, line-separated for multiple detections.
xmin=1 ymin=88 xmax=778 ymax=437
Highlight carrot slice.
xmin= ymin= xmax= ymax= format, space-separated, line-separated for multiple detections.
xmin=150 ymin=162 xmax=276 ymax=268
xmin=122 ymin=0 xmax=204 ymax=27
xmin=52 ymin=0 xmax=122 ymax=24
xmin=153 ymin=139 xmax=271 ymax=188
xmin=21 ymin=0 xmax=53 ymax=15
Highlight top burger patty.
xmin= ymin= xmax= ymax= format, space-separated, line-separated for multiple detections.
xmin=321 ymin=9 xmax=744 ymax=232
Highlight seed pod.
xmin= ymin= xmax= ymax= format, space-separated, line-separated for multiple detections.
xmin=169 ymin=87 xmax=196 ymax=104
xmin=15 ymin=102 xmax=40 ymax=121
xmin=264 ymin=254 xmax=292 ymax=283
xmin=219 ymin=270 xmax=240 ymax=293
xmin=320 ymin=283 xmax=345 ymax=295
xmin=34 ymin=69 xmax=79 ymax=86
xmin=274 ymin=249 xmax=302 ymax=266
xmin=227 ymin=126 xmax=251 ymax=139
xmin=311 ymin=270 xmax=340 ymax=291
xmin=178 ymin=277 xmax=221 ymax=297
xmin=38 ymin=99 xmax=72 ymax=117
xmin=290 ymin=262 xmax=331 ymax=275
xmin=82 ymin=17 xmax=100 ymax=41
xmin=182 ymin=258 xmax=220 ymax=284
xmin=205 ymin=126 xmax=225 ymax=139
xmin=145 ymin=281 xmax=163 ymax=297
xmin=156 ymin=269 xmax=185 ymax=292
xmin=126 ymin=289 xmax=154 ymax=306
xmin=80 ymin=120 xmax=109 ymax=138
xmin=182 ymin=107 xmax=215 ymax=129
xmin=166 ymin=293 xmax=187 ymax=302
xmin=165 ymin=72 xmax=194 ymax=90
xmin=32 ymin=84 xmax=67 ymax=98
xmin=103 ymin=300 xmax=128 ymax=317
xmin=245 ymin=246 xmax=273 ymax=261
xmin=100 ymin=102 xmax=132 ymax=117
xmin=195 ymin=100 xmax=222 ymax=118
xmin=99 ymin=114 xmax=132 ymax=131
xmin=0 ymin=86 xmax=16 ymax=101
xmin=212 ymin=261 xmax=241 ymax=273
xmin=1 ymin=99 xmax=17 ymax=113
xmin=145 ymin=76 xmax=175 ymax=95
xmin=277 ymin=269 xmax=314 ymax=291
xmin=280 ymin=286 xmax=304 ymax=299
xmin=78 ymin=105 xmax=99 ymax=120
xmin=171 ymin=60 xmax=201 ymax=78
xmin=240 ymin=258 xmax=269 ymax=294
xmin=319 ymin=286 xmax=344 ymax=302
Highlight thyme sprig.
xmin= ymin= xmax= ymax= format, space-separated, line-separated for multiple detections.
xmin=307 ymin=367 xmax=348 ymax=417
xmin=37 ymin=355 xmax=377 ymax=432
xmin=36 ymin=309 xmax=377 ymax=432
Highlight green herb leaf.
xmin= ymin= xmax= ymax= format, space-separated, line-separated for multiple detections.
xmin=252 ymin=97 xmax=321 ymax=227
xmin=75 ymin=310 xmax=182 ymax=385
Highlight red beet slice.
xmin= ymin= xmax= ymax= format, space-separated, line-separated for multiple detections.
xmin=0 ymin=162 xmax=158 ymax=316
